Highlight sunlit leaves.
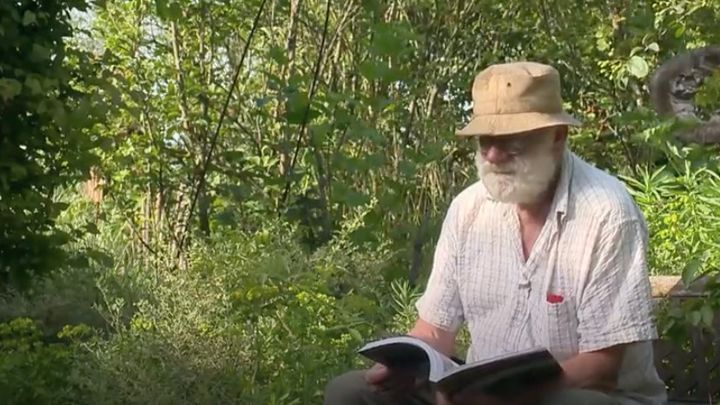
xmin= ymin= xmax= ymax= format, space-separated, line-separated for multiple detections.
xmin=626 ymin=55 xmax=650 ymax=78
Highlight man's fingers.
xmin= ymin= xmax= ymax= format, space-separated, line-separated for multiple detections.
xmin=364 ymin=363 xmax=390 ymax=385
xmin=365 ymin=362 xmax=425 ymax=402
xmin=435 ymin=391 xmax=453 ymax=405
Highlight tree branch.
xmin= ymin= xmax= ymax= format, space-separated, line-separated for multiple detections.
xmin=278 ymin=0 xmax=333 ymax=211
xmin=175 ymin=0 xmax=269 ymax=258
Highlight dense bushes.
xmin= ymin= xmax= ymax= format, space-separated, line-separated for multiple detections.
xmin=0 ymin=222 xmax=414 ymax=404
xmin=624 ymin=163 xmax=720 ymax=278
xmin=0 ymin=0 xmax=110 ymax=287
xmin=0 ymin=319 xmax=86 ymax=404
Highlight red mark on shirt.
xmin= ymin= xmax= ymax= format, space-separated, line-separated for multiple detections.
xmin=547 ymin=293 xmax=564 ymax=304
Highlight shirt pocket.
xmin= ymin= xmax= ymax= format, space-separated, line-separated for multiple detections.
xmin=542 ymin=298 xmax=579 ymax=361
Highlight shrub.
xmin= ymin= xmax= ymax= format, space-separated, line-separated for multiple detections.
xmin=0 ymin=0 xmax=110 ymax=288
xmin=622 ymin=163 xmax=720 ymax=277
xmin=0 ymin=318 xmax=91 ymax=405
xmin=0 ymin=222 xmax=405 ymax=404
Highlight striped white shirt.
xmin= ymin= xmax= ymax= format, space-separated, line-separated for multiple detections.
xmin=416 ymin=149 xmax=667 ymax=404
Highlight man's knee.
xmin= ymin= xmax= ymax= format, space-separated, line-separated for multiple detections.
xmin=539 ymin=388 xmax=619 ymax=405
xmin=324 ymin=369 xmax=375 ymax=405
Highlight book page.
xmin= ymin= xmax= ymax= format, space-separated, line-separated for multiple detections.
xmin=358 ymin=335 xmax=460 ymax=382
xmin=429 ymin=348 xmax=461 ymax=375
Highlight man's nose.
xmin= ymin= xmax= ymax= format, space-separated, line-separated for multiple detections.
xmin=483 ymin=145 xmax=512 ymax=165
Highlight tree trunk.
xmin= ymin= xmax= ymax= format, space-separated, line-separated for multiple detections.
xmin=277 ymin=0 xmax=301 ymax=176
xmin=198 ymin=186 xmax=211 ymax=237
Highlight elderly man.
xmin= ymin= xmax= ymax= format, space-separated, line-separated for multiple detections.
xmin=323 ymin=61 xmax=667 ymax=404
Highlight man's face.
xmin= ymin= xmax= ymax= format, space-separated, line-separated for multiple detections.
xmin=474 ymin=127 xmax=562 ymax=205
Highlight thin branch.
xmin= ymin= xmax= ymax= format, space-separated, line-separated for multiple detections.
xmin=107 ymin=193 xmax=159 ymax=257
xmin=170 ymin=21 xmax=195 ymax=140
xmin=278 ymin=0 xmax=333 ymax=211
xmin=175 ymin=0 xmax=268 ymax=258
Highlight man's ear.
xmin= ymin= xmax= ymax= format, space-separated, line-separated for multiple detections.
xmin=553 ymin=125 xmax=568 ymax=151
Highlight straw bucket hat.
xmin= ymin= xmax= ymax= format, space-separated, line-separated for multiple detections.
xmin=456 ymin=62 xmax=582 ymax=136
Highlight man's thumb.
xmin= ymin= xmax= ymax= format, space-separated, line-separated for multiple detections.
xmin=364 ymin=363 xmax=389 ymax=384
xmin=435 ymin=391 xmax=452 ymax=405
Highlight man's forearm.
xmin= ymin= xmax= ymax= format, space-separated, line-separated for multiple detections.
xmin=506 ymin=346 xmax=625 ymax=405
xmin=557 ymin=346 xmax=625 ymax=391
xmin=407 ymin=318 xmax=458 ymax=358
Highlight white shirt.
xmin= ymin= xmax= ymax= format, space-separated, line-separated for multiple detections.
xmin=416 ymin=149 xmax=667 ymax=404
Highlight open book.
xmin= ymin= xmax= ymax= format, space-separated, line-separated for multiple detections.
xmin=358 ymin=335 xmax=562 ymax=397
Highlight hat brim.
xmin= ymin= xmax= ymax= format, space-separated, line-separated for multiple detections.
xmin=455 ymin=111 xmax=582 ymax=137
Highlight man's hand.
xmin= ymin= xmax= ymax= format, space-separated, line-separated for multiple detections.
xmin=364 ymin=363 xmax=423 ymax=400
xmin=360 ymin=318 xmax=458 ymax=401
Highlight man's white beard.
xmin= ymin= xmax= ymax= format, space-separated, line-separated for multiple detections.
xmin=475 ymin=138 xmax=560 ymax=205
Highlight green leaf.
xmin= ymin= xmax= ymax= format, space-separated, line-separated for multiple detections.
xmin=359 ymin=60 xmax=386 ymax=80
xmin=334 ymin=183 xmax=370 ymax=207
xmin=268 ymin=46 xmax=289 ymax=65
xmin=156 ymin=0 xmax=169 ymax=17
xmin=87 ymin=249 xmax=114 ymax=267
xmin=370 ymin=22 xmax=416 ymax=57
xmin=285 ymin=92 xmax=319 ymax=125
xmin=646 ymin=42 xmax=660 ymax=52
xmin=689 ymin=310 xmax=702 ymax=326
xmin=627 ymin=56 xmax=649 ymax=79
xmin=682 ymin=256 xmax=702 ymax=287
xmin=701 ymin=305 xmax=714 ymax=328
xmin=85 ymin=223 xmax=100 ymax=235
xmin=0 ymin=78 xmax=22 ymax=101
xmin=167 ymin=2 xmax=182 ymax=20
xmin=24 ymin=77 xmax=42 ymax=94
xmin=595 ymin=35 xmax=610 ymax=52
xmin=674 ymin=26 xmax=685 ymax=38
xmin=344 ymin=190 xmax=370 ymax=207
xmin=22 ymin=11 xmax=37 ymax=26
xmin=309 ymin=123 xmax=330 ymax=144
xmin=398 ymin=160 xmax=416 ymax=177
xmin=355 ymin=126 xmax=386 ymax=145
xmin=51 ymin=102 xmax=68 ymax=127
xmin=365 ymin=153 xmax=385 ymax=169
xmin=31 ymin=44 xmax=52 ymax=61
xmin=348 ymin=328 xmax=363 ymax=342
xmin=629 ymin=46 xmax=643 ymax=56
xmin=51 ymin=230 xmax=72 ymax=245
xmin=422 ymin=142 xmax=445 ymax=162
xmin=9 ymin=164 xmax=27 ymax=180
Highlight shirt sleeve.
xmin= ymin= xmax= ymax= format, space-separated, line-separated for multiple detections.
xmin=415 ymin=200 xmax=465 ymax=332
xmin=577 ymin=217 xmax=658 ymax=352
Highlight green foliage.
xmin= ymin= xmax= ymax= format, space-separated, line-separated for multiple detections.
xmin=0 ymin=222 xmax=405 ymax=404
xmin=5 ymin=0 xmax=720 ymax=402
xmin=0 ymin=0 xmax=111 ymax=288
xmin=0 ymin=318 xmax=90 ymax=405
xmin=80 ymin=0 xmax=720 ymax=282
xmin=623 ymin=162 xmax=720 ymax=276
